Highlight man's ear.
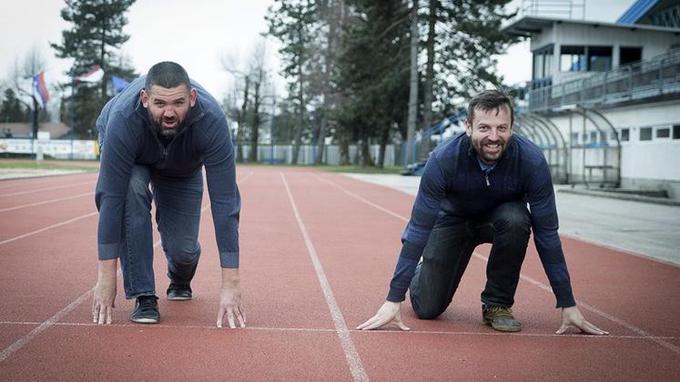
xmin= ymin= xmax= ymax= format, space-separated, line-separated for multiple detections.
xmin=140 ymin=89 xmax=149 ymax=108
xmin=189 ymin=88 xmax=197 ymax=107
xmin=465 ymin=119 xmax=472 ymax=137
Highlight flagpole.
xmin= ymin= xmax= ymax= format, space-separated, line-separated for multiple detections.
xmin=70 ymin=77 xmax=76 ymax=160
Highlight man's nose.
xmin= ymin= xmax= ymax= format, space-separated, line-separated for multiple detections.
xmin=163 ymin=106 xmax=174 ymax=117
xmin=488 ymin=128 xmax=499 ymax=140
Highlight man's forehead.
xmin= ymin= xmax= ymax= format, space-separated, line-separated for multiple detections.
xmin=146 ymin=84 xmax=191 ymax=99
xmin=473 ymin=104 xmax=511 ymax=115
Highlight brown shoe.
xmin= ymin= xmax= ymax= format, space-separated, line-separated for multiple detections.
xmin=482 ymin=305 xmax=522 ymax=332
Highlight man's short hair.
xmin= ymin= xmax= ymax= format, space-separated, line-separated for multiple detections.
xmin=145 ymin=61 xmax=190 ymax=90
xmin=466 ymin=89 xmax=514 ymax=127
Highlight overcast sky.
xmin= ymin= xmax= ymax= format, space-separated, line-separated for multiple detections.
xmin=0 ymin=0 xmax=635 ymax=103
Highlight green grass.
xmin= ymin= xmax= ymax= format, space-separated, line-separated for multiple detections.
xmin=0 ymin=159 xmax=99 ymax=171
xmin=318 ymin=165 xmax=404 ymax=174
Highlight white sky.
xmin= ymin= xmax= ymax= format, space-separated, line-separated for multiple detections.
xmin=0 ymin=0 xmax=636 ymax=101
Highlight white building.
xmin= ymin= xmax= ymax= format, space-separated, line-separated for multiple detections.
xmin=502 ymin=0 xmax=680 ymax=199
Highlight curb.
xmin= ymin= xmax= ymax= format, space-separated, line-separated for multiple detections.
xmin=558 ymin=188 xmax=680 ymax=206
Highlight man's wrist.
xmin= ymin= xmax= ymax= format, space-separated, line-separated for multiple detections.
xmin=97 ymin=258 xmax=117 ymax=281
xmin=220 ymin=267 xmax=240 ymax=288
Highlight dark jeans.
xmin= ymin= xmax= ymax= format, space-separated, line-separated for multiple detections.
xmin=409 ymin=201 xmax=531 ymax=319
xmin=118 ymin=165 xmax=203 ymax=299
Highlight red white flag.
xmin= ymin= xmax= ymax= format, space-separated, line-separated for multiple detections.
xmin=76 ymin=65 xmax=104 ymax=82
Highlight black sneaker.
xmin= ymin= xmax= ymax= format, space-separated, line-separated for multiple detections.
xmin=167 ymin=283 xmax=192 ymax=301
xmin=482 ymin=304 xmax=522 ymax=332
xmin=130 ymin=296 xmax=160 ymax=324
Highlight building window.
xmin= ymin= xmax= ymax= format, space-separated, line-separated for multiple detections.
xmin=620 ymin=47 xmax=642 ymax=66
xmin=656 ymin=127 xmax=670 ymax=138
xmin=590 ymin=131 xmax=598 ymax=142
xmin=588 ymin=46 xmax=612 ymax=72
xmin=640 ymin=127 xmax=653 ymax=141
xmin=560 ymin=46 xmax=586 ymax=72
xmin=620 ymin=128 xmax=630 ymax=142
xmin=532 ymin=45 xmax=554 ymax=80
xmin=571 ymin=132 xmax=579 ymax=144
xmin=600 ymin=131 xmax=607 ymax=142
xmin=673 ymin=124 xmax=680 ymax=139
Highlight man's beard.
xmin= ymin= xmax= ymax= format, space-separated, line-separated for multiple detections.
xmin=150 ymin=114 xmax=187 ymax=140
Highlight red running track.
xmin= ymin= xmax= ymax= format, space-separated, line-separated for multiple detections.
xmin=0 ymin=166 xmax=678 ymax=381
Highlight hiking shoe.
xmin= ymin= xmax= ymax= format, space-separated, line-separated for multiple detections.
xmin=130 ymin=296 xmax=160 ymax=324
xmin=167 ymin=283 xmax=192 ymax=301
xmin=482 ymin=305 xmax=522 ymax=332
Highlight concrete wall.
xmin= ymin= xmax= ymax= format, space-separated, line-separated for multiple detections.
xmin=541 ymin=100 xmax=680 ymax=198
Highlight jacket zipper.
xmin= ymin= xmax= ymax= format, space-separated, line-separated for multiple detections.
xmin=485 ymin=173 xmax=490 ymax=187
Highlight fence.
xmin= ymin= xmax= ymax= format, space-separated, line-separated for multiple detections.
xmin=528 ymin=48 xmax=680 ymax=112
xmin=238 ymin=143 xmax=400 ymax=166
xmin=0 ymin=138 xmax=98 ymax=160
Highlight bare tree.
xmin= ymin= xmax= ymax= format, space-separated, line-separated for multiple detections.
xmin=7 ymin=47 xmax=48 ymax=139
xmin=221 ymin=53 xmax=250 ymax=162
xmin=405 ymin=0 xmax=419 ymax=167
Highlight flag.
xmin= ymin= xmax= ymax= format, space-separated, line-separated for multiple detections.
xmin=111 ymin=75 xmax=130 ymax=94
xmin=76 ymin=65 xmax=104 ymax=83
xmin=32 ymin=71 xmax=50 ymax=108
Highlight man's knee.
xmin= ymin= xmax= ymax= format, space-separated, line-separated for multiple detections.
xmin=411 ymin=293 xmax=448 ymax=320
xmin=493 ymin=202 xmax=530 ymax=234
xmin=165 ymin=241 xmax=201 ymax=265
xmin=127 ymin=166 xmax=152 ymax=204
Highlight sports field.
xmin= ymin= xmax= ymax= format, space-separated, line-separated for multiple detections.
xmin=0 ymin=166 xmax=678 ymax=380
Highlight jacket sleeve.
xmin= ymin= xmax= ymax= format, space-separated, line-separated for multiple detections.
xmin=386 ymin=156 xmax=447 ymax=302
xmin=526 ymin=159 xmax=576 ymax=308
xmin=202 ymin=116 xmax=241 ymax=268
xmin=95 ymin=112 xmax=138 ymax=260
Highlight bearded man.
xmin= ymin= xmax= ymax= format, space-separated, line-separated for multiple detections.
xmin=358 ymin=90 xmax=607 ymax=335
xmin=92 ymin=61 xmax=244 ymax=328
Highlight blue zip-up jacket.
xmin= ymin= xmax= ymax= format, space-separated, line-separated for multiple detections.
xmin=95 ymin=76 xmax=240 ymax=268
xmin=387 ymin=133 xmax=576 ymax=308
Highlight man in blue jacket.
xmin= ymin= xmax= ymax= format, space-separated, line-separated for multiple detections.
xmin=91 ymin=62 xmax=244 ymax=328
xmin=358 ymin=90 xmax=607 ymax=335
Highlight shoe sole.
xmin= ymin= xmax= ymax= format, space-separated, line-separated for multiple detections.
xmin=130 ymin=317 xmax=159 ymax=324
xmin=167 ymin=295 xmax=192 ymax=301
xmin=483 ymin=319 xmax=522 ymax=332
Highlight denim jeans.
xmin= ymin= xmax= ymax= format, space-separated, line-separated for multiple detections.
xmin=409 ymin=201 xmax=531 ymax=319
xmin=118 ymin=165 xmax=203 ymax=299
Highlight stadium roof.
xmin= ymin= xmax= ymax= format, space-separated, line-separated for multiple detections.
xmin=617 ymin=0 xmax=659 ymax=25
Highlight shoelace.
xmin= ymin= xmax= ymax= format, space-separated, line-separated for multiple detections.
xmin=138 ymin=297 xmax=157 ymax=311
xmin=487 ymin=306 xmax=513 ymax=318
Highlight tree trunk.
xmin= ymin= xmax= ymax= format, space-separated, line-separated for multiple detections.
xmin=360 ymin=138 xmax=373 ymax=167
xmin=248 ymin=78 xmax=261 ymax=163
xmin=422 ymin=0 xmax=437 ymax=133
xmin=237 ymin=76 xmax=250 ymax=163
xmin=405 ymin=0 xmax=419 ymax=167
xmin=339 ymin=130 xmax=350 ymax=165
xmin=377 ymin=127 xmax=389 ymax=169
xmin=291 ymin=28 xmax=305 ymax=165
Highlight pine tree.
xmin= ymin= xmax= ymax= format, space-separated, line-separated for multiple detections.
xmin=336 ymin=0 xmax=411 ymax=167
xmin=0 ymin=89 xmax=29 ymax=123
xmin=51 ymin=0 xmax=137 ymax=138
xmin=266 ymin=0 xmax=318 ymax=165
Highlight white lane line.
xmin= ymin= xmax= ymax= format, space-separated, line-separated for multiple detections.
xmin=0 ymin=181 xmax=94 ymax=198
xmin=281 ymin=172 xmax=369 ymax=382
xmin=317 ymin=174 xmax=680 ymax=355
xmin=0 ymin=170 xmax=254 ymax=363
xmin=1 ymin=320 xmax=676 ymax=341
xmin=0 ymin=212 xmax=98 ymax=246
xmin=0 ymin=289 xmax=93 ymax=362
xmin=0 ymin=192 xmax=93 ymax=213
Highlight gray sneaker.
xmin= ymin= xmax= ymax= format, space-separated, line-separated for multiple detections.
xmin=130 ymin=296 xmax=160 ymax=324
xmin=482 ymin=305 xmax=522 ymax=332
